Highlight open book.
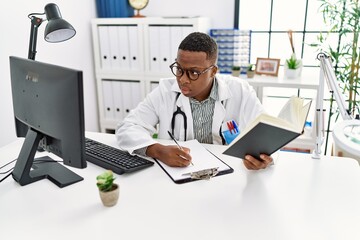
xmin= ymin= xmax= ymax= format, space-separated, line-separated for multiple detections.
xmin=223 ymin=96 xmax=312 ymax=159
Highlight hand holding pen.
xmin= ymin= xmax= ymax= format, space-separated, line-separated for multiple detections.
xmin=167 ymin=131 xmax=193 ymax=166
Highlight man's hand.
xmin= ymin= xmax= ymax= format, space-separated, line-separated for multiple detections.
xmin=243 ymin=154 xmax=273 ymax=170
xmin=146 ymin=143 xmax=192 ymax=167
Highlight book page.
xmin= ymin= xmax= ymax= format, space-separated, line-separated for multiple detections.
xmin=156 ymin=140 xmax=231 ymax=182
xmin=277 ymin=96 xmax=311 ymax=132
xmin=278 ymin=96 xmax=301 ymax=124
xmin=228 ymin=96 xmax=312 ymax=149
xmin=235 ymin=113 xmax=298 ymax=143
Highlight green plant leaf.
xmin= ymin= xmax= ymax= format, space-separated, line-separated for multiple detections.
xmin=96 ymin=170 xmax=116 ymax=192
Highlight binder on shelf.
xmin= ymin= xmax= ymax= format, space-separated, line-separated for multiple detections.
xmin=95 ymin=0 xmax=134 ymax=18
xmin=130 ymin=81 xmax=142 ymax=110
xmin=102 ymin=80 xmax=115 ymax=119
xmin=98 ymin=26 xmax=111 ymax=69
xmin=128 ymin=26 xmax=140 ymax=71
xmin=95 ymin=0 xmax=107 ymax=18
xmin=117 ymin=26 xmax=131 ymax=70
xmin=108 ymin=26 xmax=121 ymax=70
xmin=159 ymin=27 xmax=172 ymax=72
xmin=156 ymin=140 xmax=233 ymax=184
xmin=170 ymin=26 xmax=184 ymax=63
xmin=150 ymin=81 xmax=159 ymax=91
xmin=148 ymin=26 xmax=161 ymax=72
xmin=112 ymin=81 xmax=124 ymax=120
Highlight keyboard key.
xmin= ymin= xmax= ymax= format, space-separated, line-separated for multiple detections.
xmin=85 ymin=138 xmax=154 ymax=174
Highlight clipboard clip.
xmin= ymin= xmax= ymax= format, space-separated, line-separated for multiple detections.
xmin=182 ymin=167 xmax=219 ymax=180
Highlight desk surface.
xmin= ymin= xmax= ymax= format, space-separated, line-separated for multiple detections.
xmin=1 ymin=132 xmax=360 ymax=240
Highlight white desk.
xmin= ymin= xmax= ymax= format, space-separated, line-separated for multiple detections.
xmin=1 ymin=132 xmax=360 ymax=240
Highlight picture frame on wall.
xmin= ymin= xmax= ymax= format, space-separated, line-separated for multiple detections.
xmin=255 ymin=58 xmax=280 ymax=76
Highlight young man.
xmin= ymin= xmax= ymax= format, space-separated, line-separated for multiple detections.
xmin=116 ymin=32 xmax=273 ymax=170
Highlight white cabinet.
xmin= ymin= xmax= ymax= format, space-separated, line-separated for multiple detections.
xmin=91 ymin=17 xmax=211 ymax=133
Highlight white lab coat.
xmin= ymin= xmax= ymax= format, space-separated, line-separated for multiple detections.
xmin=116 ymin=74 xmax=265 ymax=154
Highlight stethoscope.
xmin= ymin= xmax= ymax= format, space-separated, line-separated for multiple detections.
xmin=170 ymin=92 xmax=226 ymax=144
xmin=171 ymin=92 xmax=187 ymax=141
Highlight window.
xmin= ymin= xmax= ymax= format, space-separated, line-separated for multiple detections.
xmin=236 ymin=0 xmax=327 ymax=67
xmin=235 ymin=0 xmax=339 ymax=153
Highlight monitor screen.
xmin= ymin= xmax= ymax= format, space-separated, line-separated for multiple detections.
xmin=9 ymin=56 xmax=87 ymax=187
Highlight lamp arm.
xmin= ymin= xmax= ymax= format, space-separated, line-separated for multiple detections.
xmin=313 ymin=58 xmax=326 ymax=158
xmin=312 ymin=53 xmax=353 ymax=159
xmin=28 ymin=16 xmax=44 ymax=60
xmin=321 ymin=57 xmax=352 ymax=120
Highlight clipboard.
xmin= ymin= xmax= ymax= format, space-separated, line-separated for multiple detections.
xmin=155 ymin=140 xmax=234 ymax=184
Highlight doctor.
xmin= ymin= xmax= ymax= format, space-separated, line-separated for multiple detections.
xmin=116 ymin=32 xmax=273 ymax=170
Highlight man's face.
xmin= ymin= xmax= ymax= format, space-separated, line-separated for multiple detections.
xmin=175 ymin=50 xmax=217 ymax=102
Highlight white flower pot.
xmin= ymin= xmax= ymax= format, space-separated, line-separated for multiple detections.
xmin=99 ymin=183 xmax=120 ymax=207
xmin=285 ymin=68 xmax=301 ymax=79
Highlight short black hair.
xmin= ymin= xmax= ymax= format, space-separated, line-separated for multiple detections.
xmin=178 ymin=32 xmax=218 ymax=63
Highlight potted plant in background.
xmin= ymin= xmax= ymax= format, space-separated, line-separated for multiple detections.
xmin=246 ymin=63 xmax=255 ymax=78
xmin=284 ymin=54 xmax=301 ymax=79
xmin=96 ymin=170 xmax=119 ymax=207
xmin=231 ymin=65 xmax=241 ymax=77
xmin=311 ymin=0 xmax=360 ymax=153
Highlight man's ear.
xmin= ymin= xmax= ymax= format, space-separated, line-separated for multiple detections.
xmin=211 ymin=66 xmax=218 ymax=77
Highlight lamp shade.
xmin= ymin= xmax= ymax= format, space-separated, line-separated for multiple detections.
xmin=44 ymin=3 xmax=76 ymax=43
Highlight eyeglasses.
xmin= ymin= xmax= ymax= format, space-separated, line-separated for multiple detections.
xmin=169 ymin=62 xmax=215 ymax=81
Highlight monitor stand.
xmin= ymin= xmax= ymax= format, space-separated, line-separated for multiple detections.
xmin=12 ymin=128 xmax=83 ymax=188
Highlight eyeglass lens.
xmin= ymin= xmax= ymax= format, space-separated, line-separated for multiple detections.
xmin=170 ymin=65 xmax=202 ymax=80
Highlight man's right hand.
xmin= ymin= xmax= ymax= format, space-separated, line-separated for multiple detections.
xmin=146 ymin=143 xmax=192 ymax=167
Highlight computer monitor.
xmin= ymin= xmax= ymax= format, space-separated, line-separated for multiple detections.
xmin=9 ymin=56 xmax=87 ymax=187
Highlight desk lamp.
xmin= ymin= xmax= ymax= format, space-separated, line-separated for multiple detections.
xmin=27 ymin=3 xmax=76 ymax=60
xmin=312 ymin=53 xmax=353 ymax=159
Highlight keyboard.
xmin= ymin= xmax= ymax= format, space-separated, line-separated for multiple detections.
xmin=85 ymin=138 xmax=154 ymax=174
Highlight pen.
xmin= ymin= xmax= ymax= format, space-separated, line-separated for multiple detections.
xmin=232 ymin=120 xmax=239 ymax=133
xmin=167 ymin=131 xmax=193 ymax=166
xmin=227 ymin=121 xmax=233 ymax=134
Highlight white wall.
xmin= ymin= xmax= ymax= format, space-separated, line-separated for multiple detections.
xmin=0 ymin=0 xmax=235 ymax=147
xmin=0 ymin=0 xmax=98 ymax=147
xmin=142 ymin=0 xmax=234 ymax=28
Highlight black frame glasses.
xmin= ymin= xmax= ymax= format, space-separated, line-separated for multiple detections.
xmin=169 ymin=62 xmax=215 ymax=81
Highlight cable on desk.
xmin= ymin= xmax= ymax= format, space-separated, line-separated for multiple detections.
xmin=0 ymin=172 xmax=12 ymax=183
xmin=0 ymin=158 xmax=63 ymax=183
xmin=0 ymin=159 xmax=17 ymax=182
xmin=0 ymin=158 xmax=17 ymax=172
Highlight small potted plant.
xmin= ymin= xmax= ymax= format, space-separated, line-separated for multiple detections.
xmin=284 ymin=54 xmax=302 ymax=79
xmin=246 ymin=63 xmax=255 ymax=78
xmin=231 ymin=65 xmax=241 ymax=77
xmin=96 ymin=170 xmax=119 ymax=207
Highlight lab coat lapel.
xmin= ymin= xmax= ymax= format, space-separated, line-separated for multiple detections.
xmin=212 ymin=76 xmax=232 ymax=144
